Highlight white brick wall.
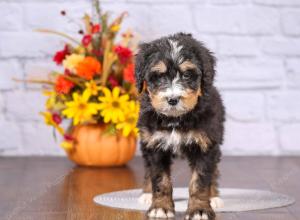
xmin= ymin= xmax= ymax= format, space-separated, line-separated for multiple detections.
xmin=0 ymin=0 xmax=299 ymax=156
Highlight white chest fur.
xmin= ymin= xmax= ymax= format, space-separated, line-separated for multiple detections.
xmin=159 ymin=129 xmax=182 ymax=152
xmin=142 ymin=129 xmax=211 ymax=153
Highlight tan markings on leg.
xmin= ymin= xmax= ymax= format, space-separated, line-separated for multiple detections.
xmin=153 ymin=173 xmax=173 ymax=202
xmin=148 ymin=172 xmax=174 ymax=218
xmin=188 ymin=171 xmax=210 ymax=203
xmin=186 ymin=170 xmax=215 ymax=220
xmin=150 ymin=61 xmax=167 ymax=73
xmin=179 ymin=60 xmax=197 ymax=72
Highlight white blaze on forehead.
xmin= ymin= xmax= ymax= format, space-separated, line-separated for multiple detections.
xmin=158 ymin=73 xmax=184 ymax=98
xmin=168 ymin=39 xmax=183 ymax=63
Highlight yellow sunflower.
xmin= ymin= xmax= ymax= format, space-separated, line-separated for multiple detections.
xmin=85 ymin=80 xmax=102 ymax=96
xmin=62 ymin=90 xmax=100 ymax=125
xmin=98 ymin=87 xmax=129 ymax=123
xmin=43 ymin=91 xmax=56 ymax=110
xmin=43 ymin=90 xmax=65 ymax=111
xmin=116 ymin=101 xmax=139 ymax=137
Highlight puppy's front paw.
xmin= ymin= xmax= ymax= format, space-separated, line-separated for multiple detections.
xmin=185 ymin=208 xmax=215 ymax=220
xmin=138 ymin=193 xmax=152 ymax=205
xmin=210 ymin=197 xmax=224 ymax=210
xmin=148 ymin=207 xmax=175 ymax=218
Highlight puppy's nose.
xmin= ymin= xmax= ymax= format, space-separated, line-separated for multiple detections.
xmin=167 ymin=97 xmax=180 ymax=106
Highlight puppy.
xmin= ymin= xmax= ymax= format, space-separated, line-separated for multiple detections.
xmin=135 ymin=33 xmax=225 ymax=220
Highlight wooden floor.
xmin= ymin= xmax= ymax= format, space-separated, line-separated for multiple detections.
xmin=0 ymin=156 xmax=299 ymax=220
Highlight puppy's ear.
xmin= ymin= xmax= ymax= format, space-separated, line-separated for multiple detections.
xmin=193 ymin=41 xmax=216 ymax=97
xmin=201 ymin=49 xmax=216 ymax=97
xmin=135 ymin=43 xmax=150 ymax=93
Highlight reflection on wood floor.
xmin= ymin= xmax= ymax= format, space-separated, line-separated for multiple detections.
xmin=0 ymin=156 xmax=299 ymax=220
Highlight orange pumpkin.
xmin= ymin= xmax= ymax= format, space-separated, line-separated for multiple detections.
xmin=66 ymin=124 xmax=136 ymax=167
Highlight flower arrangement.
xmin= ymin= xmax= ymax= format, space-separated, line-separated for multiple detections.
xmin=31 ymin=1 xmax=139 ymax=152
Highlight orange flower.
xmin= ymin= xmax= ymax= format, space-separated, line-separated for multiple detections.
xmin=76 ymin=57 xmax=101 ymax=80
xmin=55 ymin=76 xmax=74 ymax=94
xmin=123 ymin=63 xmax=135 ymax=83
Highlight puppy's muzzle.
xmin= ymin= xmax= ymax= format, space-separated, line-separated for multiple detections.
xmin=167 ymin=96 xmax=180 ymax=106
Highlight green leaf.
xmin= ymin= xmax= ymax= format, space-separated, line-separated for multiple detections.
xmin=102 ymin=124 xmax=117 ymax=136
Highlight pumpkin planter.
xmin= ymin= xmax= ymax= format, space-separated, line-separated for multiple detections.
xmin=66 ymin=124 xmax=136 ymax=167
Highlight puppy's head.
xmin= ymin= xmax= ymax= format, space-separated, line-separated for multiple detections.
xmin=135 ymin=33 xmax=216 ymax=117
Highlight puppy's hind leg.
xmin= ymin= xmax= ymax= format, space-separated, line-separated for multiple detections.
xmin=138 ymin=155 xmax=152 ymax=205
xmin=210 ymin=168 xmax=224 ymax=210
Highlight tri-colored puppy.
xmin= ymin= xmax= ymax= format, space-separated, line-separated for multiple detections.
xmin=135 ymin=33 xmax=225 ymax=220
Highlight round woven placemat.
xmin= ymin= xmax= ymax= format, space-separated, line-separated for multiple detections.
xmin=94 ymin=187 xmax=295 ymax=212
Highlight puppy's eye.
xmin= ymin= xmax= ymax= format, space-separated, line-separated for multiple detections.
xmin=149 ymin=73 xmax=158 ymax=81
xmin=149 ymin=73 xmax=163 ymax=83
xmin=182 ymin=72 xmax=191 ymax=80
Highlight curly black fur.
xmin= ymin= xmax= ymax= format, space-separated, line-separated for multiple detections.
xmin=135 ymin=33 xmax=225 ymax=220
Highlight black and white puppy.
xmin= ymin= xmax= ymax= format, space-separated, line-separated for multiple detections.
xmin=135 ymin=33 xmax=225 ymax=220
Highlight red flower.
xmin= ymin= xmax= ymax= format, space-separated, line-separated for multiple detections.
xmin=92 ymin=49 xmax=103 ymax=57
xmin=64 ymin=69 xmax=71 ymax=76
xmin=52 ymin=113 xmax=62 ymax=124
xmin=53 ymin=45 xmax=69 ymax=65
xmin=108 ymin=75 xmax=119 ymax=87
xmin=55 ymin=76 xmax=74 ymax=94
xmin=92 ymin=24 xmax=101 ymax=34
xmin=82 ymin=35 xmax=92 ymax=47
xmin=64 ymin=134 xmax=74 ymax=141
xmin=114 ymin=45 xmax=132 ymax=64
xmin=123 ymin=63 xmax=135 ymax=83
